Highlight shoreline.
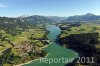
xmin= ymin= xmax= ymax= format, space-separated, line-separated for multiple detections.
xmin=14 ymin=54 xmax=49 ymax=66
xmin=14 ymin=41 xmax=53 ymax=66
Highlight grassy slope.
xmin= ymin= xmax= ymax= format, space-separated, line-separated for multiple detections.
xmin=0 ymin=26 xmax=48 ymax=66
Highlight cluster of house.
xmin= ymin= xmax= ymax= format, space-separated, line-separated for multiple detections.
xmin=14 ymin=41 xmax=34 ymax=56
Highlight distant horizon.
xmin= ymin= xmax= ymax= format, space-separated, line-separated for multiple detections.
xmin=1 ymin=13 xmax=100 ymax=18
xmin=1 ymin=0 xmax=100 ymax=17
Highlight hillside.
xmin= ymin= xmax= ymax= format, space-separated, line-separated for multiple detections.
xmin=18 ymin=15 xmax=55 ymax=24
xmin=58 ymin=23 xmax=100 ymax=66
xmin=0 ymin=16 xmax=51 ymax=66
xmin=0 ymin=15 xmax=56 ymax=36
xmin=63 ymin=13 xmax=100 ymax=23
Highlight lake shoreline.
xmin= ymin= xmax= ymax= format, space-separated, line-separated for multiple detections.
xmin=14 ymin=54 xmax=49 ymax=66
xmin=15 ymin=25 xmax=78 ymax=66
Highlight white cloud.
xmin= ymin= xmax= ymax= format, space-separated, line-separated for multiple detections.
xmin=0 ymin=4 xmax=7 ymax=8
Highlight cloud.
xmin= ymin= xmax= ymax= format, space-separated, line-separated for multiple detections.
xmin=0 ymin=4 xmax=7 ymax=8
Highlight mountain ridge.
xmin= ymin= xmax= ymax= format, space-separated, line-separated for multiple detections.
xmin=64 ymin=13 xmax=100 ymax=22
xmin=1 ymin=13 xmax=100 ymax=24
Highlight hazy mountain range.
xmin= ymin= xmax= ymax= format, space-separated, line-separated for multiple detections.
xmin=0 ymin=13 xmax=100 ymax=24
xmin=17 ymin=13 xmax=100 ymax=23
xmin=64 ymin=13 xmax=100 ymax=22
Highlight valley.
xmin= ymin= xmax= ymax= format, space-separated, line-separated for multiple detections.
xmin=0 ymin=13 xmax=100 ymax=66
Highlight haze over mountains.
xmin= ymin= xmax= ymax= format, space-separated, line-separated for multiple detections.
xmin=64 ymin=13 xmax=100 ymax=22
xmin=0 ymin=13 xmax=100 ymax=24
xmin=18 ymin=13 xmax=100 ymax=23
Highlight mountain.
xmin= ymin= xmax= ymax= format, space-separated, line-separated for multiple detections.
xmin=44 ymin=16 xmax=66 ymax=22
xmin=0 ymin=15 xmax=65 ymax=32
xmin=18 ymin=15 xmax=67 ymax=23
xmin=1 ymin=13 xmax=100 ymax=28
xmin=63 ymin=13 xmax=100 ymax=22
xmin=0 ymin=15 xmax=65 ymax=35
xmin=18 ymin=15 xmax=55 ymax=24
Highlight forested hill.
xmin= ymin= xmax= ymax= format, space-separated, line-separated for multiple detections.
xmin=0 ymin=15 xmax=62 ymax=26
xmin=0 ymin=15 xmax=57 ymax=28
xmin=63 ymin=13 xmax=100 ymax=23
xmin=0 ymin=17 xmax=35 ymax=36
xmin=0 ymin=15 xmax=64 ymax=36
xmin=0 ymin=15 xmax=56 ymax=36
xmin=0 ymin=15 xmax=68 ymax=36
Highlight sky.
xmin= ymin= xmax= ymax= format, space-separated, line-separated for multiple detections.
xmin=0 ymin=0 xmax=100 ymax=17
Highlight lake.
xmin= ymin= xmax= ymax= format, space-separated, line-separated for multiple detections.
xmin=24 ymin=25 xmax=78 ymax=66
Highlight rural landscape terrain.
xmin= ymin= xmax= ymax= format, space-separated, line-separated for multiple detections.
xmin=0 ymin=13 xmax=100 ymax=66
